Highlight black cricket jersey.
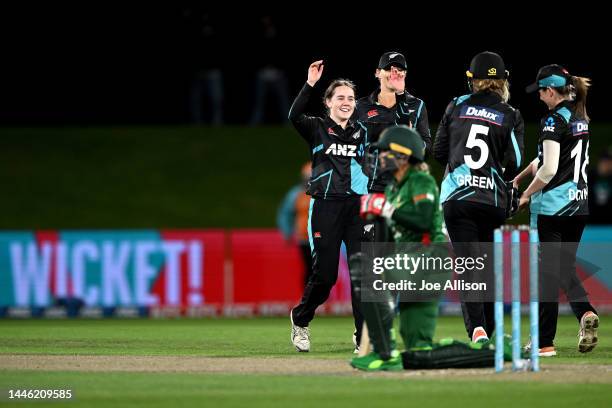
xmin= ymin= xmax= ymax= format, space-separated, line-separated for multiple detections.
xmin=434 ymin=91 xmax=524 ymax=209
xmin=530 ymin=101 xmax=589 ymax=216
xmin=289 ymin=83 xmax=369 ymax=200
xmin=354 ymin=89 xmax=432 ymax=192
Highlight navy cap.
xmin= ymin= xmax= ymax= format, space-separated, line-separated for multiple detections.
xmin=526 ymin=64 xmax=572 ymax=93
xmin=378 ymin=51 xmax=407 ymax=70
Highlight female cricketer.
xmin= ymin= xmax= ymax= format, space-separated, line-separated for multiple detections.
xmin=351 ymin=51 xmax=432 ymax=347
xmin=514 ymin=64 xmax=599 ymax=356
xmin=288 ymin=61 xmax=370 ymax=352
xmin=433 ymin=51 xmax=524 ymax=343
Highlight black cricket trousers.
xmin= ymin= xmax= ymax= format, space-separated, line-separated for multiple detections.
xmin=443 ymin=200 xmax=506 ymax=339
xmin=537 ymin=214 xmax=597 ymax=347
xmin=291 ymin=196 xmax=364 ymax=333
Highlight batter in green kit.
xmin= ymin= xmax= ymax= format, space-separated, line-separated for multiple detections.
xmin=351 ymin=125 xmax=504 ymax=371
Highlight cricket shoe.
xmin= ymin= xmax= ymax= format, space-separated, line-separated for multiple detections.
xmin=471 ymin=326 xmax=489 ymax=344
xmin=578 ymin=311 xmax=599 ymax=353
xmin=290 ymin=310 xmax=310 ymax=352
xmin=524 ymin=340 xmax=557 ymax=357
xmin=350 ymin=351 xmax=403 ymax=372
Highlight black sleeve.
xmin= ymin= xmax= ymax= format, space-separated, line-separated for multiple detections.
xmin=395 ymin=95 xmax=432 ymax=158
xmin=540 ymin=114 xmax=566 ymax=143
xmin=288 ymin=83 xmax=319 ymax=144
xmin=502 ymin=109 xmax=525 ymax=181
xmin=433 ymin=100 xmax=455 ymax=166
xmin=415 ymin=103 xmax=432 ymax=159
xmin=366 ymin=122 xmax=388 ymax=145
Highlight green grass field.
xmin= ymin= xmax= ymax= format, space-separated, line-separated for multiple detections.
xmin=0 ymin=316 xmax=610 ymax=407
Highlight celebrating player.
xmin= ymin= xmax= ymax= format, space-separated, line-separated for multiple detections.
xmin=514 ymin=64 xmax=599 ymax=356
xmin=288 ymin=61 xmax=370 ymax=352
xmin=433 ymin=51 xmax=524 ymax=343
xmin=350 ymin=52 xmax=432 ymax=347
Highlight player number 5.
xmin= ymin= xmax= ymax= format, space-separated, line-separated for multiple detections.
xmin=464 ymin=124 xmax=490 ymax=170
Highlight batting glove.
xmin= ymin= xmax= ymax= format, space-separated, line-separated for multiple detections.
xmin=360 ymin=193 xmax=386 ymax=220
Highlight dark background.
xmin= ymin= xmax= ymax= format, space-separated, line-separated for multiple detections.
xmin=1 ymin=6 xmax=608 ymax=126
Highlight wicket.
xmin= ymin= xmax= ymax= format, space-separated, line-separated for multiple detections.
xmin=494 ymin=225 xmax=540 ymax=372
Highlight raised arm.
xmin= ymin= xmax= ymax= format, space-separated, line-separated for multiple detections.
xmin=288 ymin=61 xmax=324 ymax=143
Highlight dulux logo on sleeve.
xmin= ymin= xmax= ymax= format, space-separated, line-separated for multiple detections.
xmin=459 ymin=105 xmax=504 ymax=126
xmin=571 ymin=120 xmax=589 ymax=136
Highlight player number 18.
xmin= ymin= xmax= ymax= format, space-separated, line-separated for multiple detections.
xmin=570 ymin=139 xmax=589 ymax=183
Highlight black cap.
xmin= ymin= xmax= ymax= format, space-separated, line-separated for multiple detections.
xmin=525 ymin=64 xmax=572 ymax=93
xmin=371 ymin=125 xmax=425 ymax=162
xmin=378 ymin=51 xmax=407 ymax=70
xmin=466 ymin=51 xmax=508 ymax=80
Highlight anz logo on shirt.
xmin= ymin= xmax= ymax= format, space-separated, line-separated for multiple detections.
xmin=543 ymin=117 xmax=556 ymax=132
xmin=325 ymin=143 xmax=364 ymax=157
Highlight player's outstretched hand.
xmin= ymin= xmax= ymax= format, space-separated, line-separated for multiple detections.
xmin=307 ymin=60 xmax=324 ymax=87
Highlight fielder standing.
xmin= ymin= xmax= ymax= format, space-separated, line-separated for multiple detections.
xmin=433 ymin=51 xmax=524 ymax=343
xmin=514 ymin=64 xmax=599 ymax=356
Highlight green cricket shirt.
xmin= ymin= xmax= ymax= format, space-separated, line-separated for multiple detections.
xmin=385 ymin=167 xmax=446 ymax=243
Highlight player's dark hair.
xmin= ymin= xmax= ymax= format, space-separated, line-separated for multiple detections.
xmin=557 ymin=76 xmax=591 ymax=122
xmin=323 ymin=79 xmax=356 ymax=111
xmin=472 ymin=79 xmax=510 ymax=102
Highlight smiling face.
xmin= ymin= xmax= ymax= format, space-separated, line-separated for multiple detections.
xmin=325 ymin=85 xmax=355 ymax=123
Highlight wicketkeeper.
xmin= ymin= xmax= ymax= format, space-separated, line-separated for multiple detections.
xmin=350 ymin=125 xmax=506 ymax=371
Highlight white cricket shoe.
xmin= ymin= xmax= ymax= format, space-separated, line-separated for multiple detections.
xmin=578 ymin=311 xmax=599 ymax=353
xmin=290 ymin=310 xmax=310 ymax=352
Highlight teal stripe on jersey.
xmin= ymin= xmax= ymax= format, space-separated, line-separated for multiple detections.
xmin=556 ymin=107 xmax=571 ymax=123
xmin=511 ymin=129 xmax=521 ymax=167
xmin=440 ymin=164 xmax=471 ymax=203
xmin=350 ymin=158 xmax=368 ymax=195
